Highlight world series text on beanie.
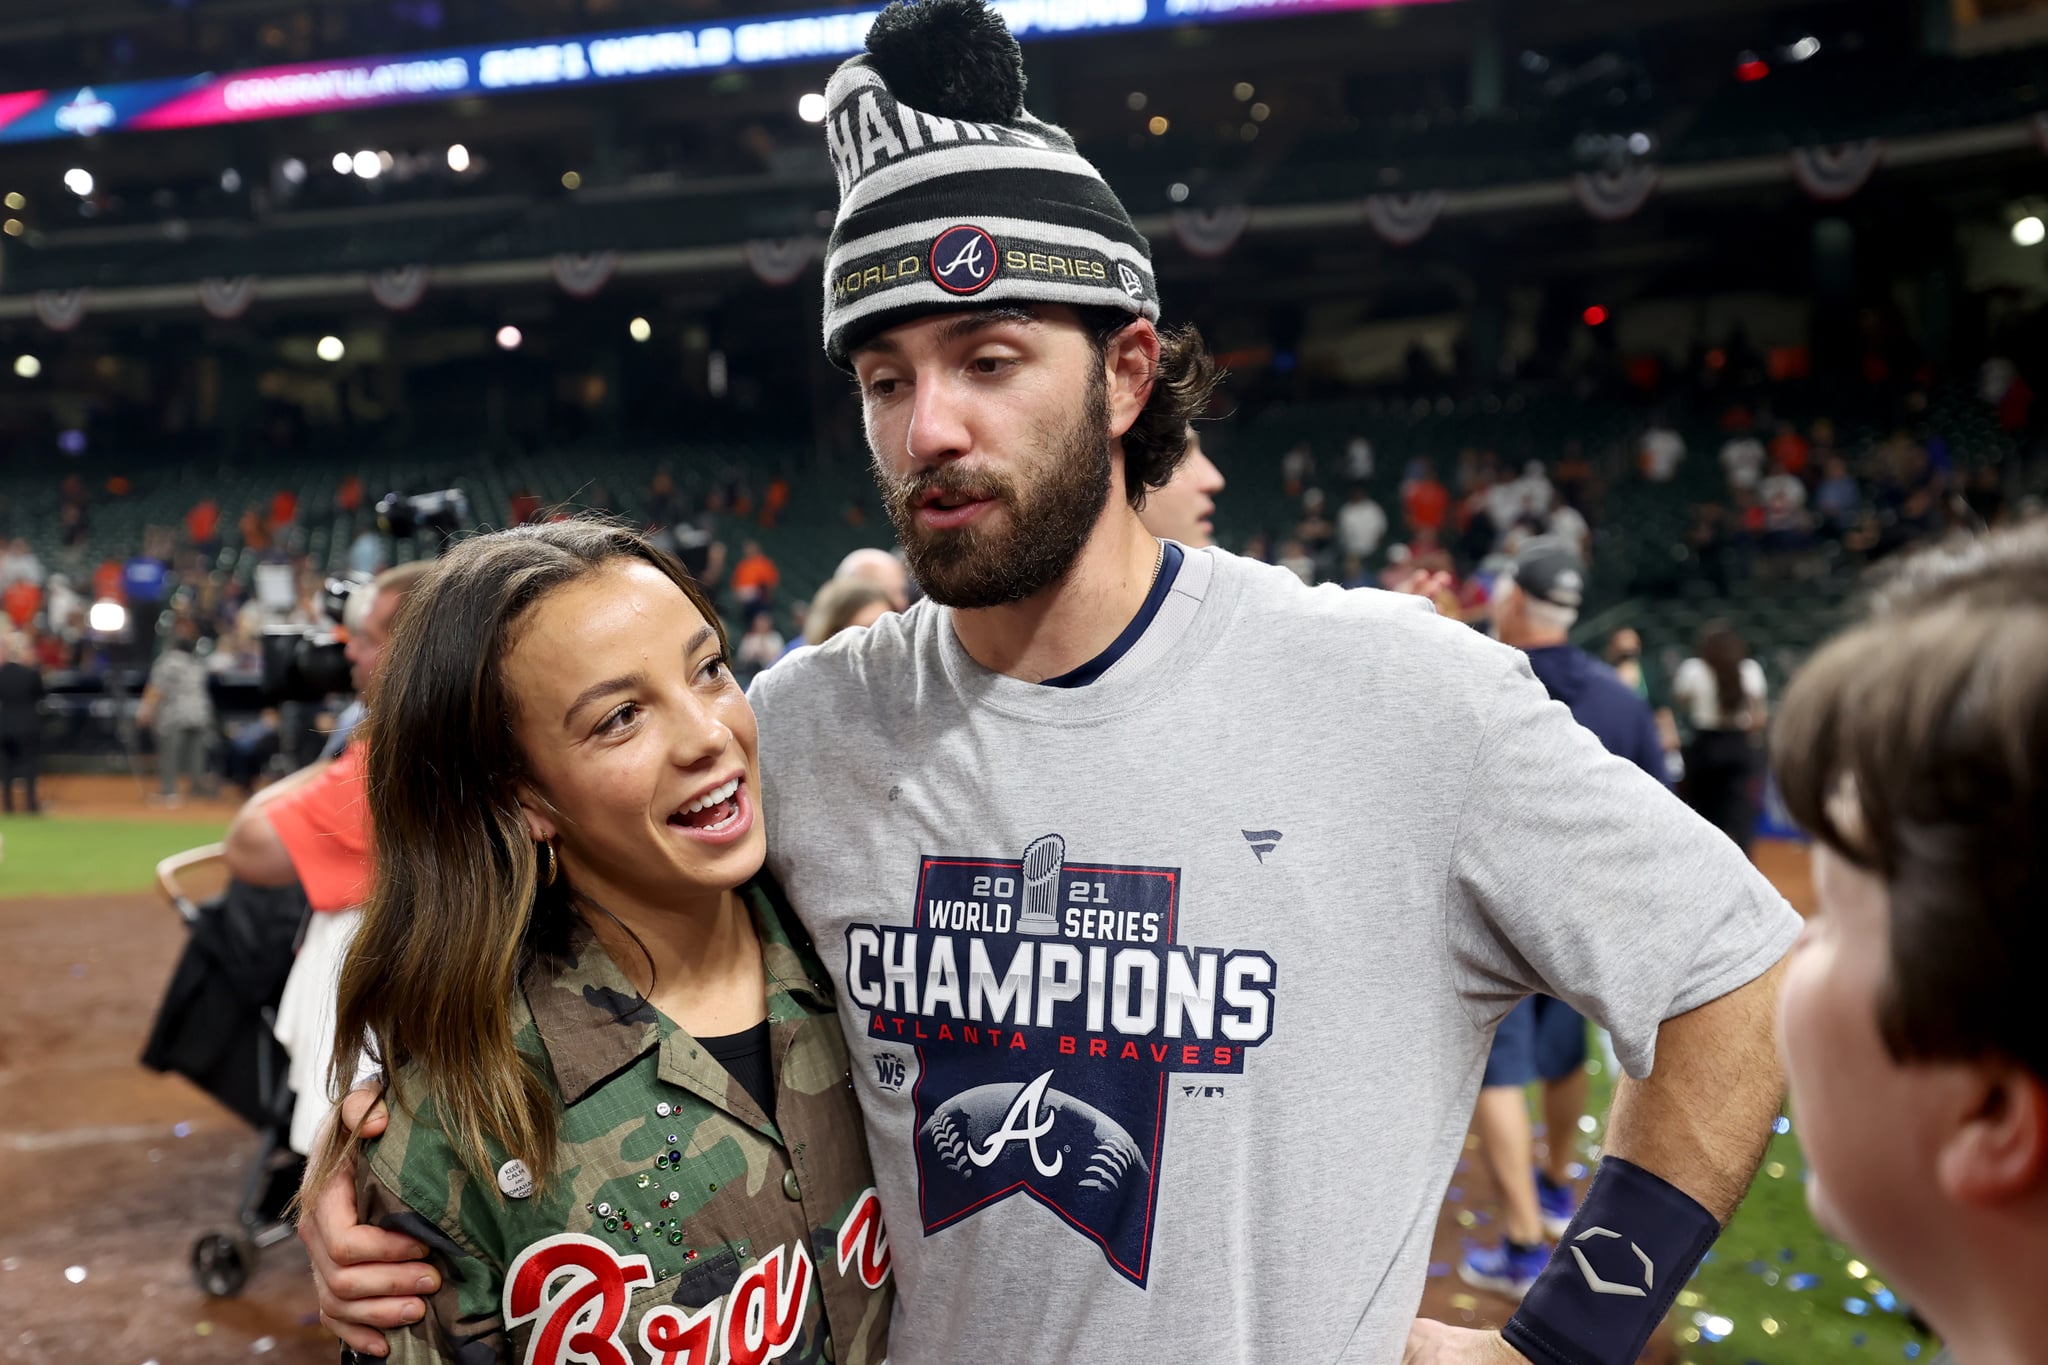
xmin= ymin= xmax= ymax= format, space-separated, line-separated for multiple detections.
xmin=819 ymin=0 xmax=1161 ymax=369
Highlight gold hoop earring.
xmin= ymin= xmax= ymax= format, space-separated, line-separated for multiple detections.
xmin=536 ymin=839 xmax=558 ymax=888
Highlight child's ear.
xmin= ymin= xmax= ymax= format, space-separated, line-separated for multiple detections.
xmin=1935 ymin=1062 xmax=2048 ymax=1209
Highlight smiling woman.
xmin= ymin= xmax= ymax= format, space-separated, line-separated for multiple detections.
xmin=305 ymin=520 xmax=891 ymax=1365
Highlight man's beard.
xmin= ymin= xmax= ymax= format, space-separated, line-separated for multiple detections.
xmin=873 ymin=368 xmax=1112 ymax=610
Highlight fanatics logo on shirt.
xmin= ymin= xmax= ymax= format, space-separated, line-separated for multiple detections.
xmin=842 ymin=834 xmax=1278 ymax=1286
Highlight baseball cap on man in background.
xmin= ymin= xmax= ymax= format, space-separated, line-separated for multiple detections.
xmin=1502 ymin=536 xmax=1586 ymax=612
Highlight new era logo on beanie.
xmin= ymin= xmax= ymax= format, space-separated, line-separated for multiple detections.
xmin=820 ymin=0 xmax=1161 ymax=368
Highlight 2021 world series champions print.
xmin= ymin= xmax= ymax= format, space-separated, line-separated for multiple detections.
xmin=841 ymin=834 xmax=1278 ymax=1286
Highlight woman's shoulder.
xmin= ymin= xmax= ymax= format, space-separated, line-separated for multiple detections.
xmin=360 ymin=1076 xmax=482 ymax=1225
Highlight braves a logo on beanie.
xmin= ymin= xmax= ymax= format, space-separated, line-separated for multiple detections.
xmin=930 ymin=225 xmax=998 ymax=295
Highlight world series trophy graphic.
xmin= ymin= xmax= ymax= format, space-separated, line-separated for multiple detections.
xmin=1015 ymin=834 xmax=1065 ymax=936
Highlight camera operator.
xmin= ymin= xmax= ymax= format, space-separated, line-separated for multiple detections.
xmin=223 ymin=562 xmax=426 ymax=900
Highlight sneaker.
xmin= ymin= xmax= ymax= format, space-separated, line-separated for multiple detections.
xmin=1459 ymin=1241 xmax=1549 ymax=1300
xmin=1536 ymin=1170 xmax=1579 ymax=1240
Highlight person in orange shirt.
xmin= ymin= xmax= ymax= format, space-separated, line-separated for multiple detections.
xmin=186 ymin=499 xmax=221 ymax=551
xmin=335 ymin=476 xmax=363 ymax=515
xmin=91 ymin=558 xmax=125 ymax=603
xmin=1 ymin=579 xmax=39 ymax=630
xmin=730 ymin=539 xmax=781 ymax=611
xmin=762 ymin=474 xmax=792 ymax=530
xmin=1770 ymin=422 xmax=1812 ymax=480
xmin=1400 ymin=458 xmax=1450 ymax=535
xmin=269 ymin=489 xmax=299 ymax=533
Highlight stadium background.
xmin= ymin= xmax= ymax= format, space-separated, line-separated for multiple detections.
xmin=1 ymin=0 xmax=2044 ymax=1359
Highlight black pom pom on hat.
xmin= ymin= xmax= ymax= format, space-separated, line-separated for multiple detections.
xmin=863 ymin=0 xmax=1026 ymax=124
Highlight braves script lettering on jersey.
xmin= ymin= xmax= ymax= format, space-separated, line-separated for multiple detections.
xmin=750 ymin=547 xmax=1798 ymax=1363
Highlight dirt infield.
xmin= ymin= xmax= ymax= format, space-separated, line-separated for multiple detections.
xmin=0 ymin=841 xmax=1812 ymax=1362
xmin=0 ymin=888 xmax=329 ymax=1364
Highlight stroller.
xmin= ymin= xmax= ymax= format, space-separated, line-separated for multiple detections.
xmin=140 ymin=844 xmax=312 ymax=1297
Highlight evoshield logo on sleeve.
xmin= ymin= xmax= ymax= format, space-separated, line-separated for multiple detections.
xmin=842 ymin=836 xmax=1278 ymax=1287
xmin=930 ymin=225 xmax=998 ymax=295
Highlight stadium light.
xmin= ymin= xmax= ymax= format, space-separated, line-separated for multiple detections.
xmin=2 ymin=219 xmax=21 ymax=237
xmin=1627 ymin=132 xmax=1652 ymax=155
xmin=629 ymin=317 xmax=653 ymax=343
xmin=561 ymin=170 xmax=582 ymax=190
xmin=1233 ymin=82 xmax=1254 ymax=101
xmin=496 ymin=325 xmax=523 ymax=350
xmin=280 ymin=157 xmax=307 ymax=184
xmin=317 ymin=335 xmax=345 ymax=362
xmin=1168 ymin=182 xmax=1188 ymax=203
xmin=1583 ymin=305 xmax=1609 ymax=326
xmin=63 ymin=168 xmax=94 ymax=197
xmin=798 ymin=92 xmax=827 ymax=122
xmin=221 ymin=168 xmax=243 ymax=193
xmin=447 ymin=143 xmax=471 ymax=172
xmin=1148 ymin=116 xmax=1168 ymax=136
xmin=332 ymin=151 xmax=354 ymax=175
xmin=1787 ymin=36 xmax=1820 ymax=62
xmin=14 ymin=354 xmax=40 ymax=379
xmin=1734 ymin=52 xmax=1769 ymax=82
xmin=2014 ymin=216 xmax=2045 ymax=248
xmin=4 ymin=191 xmax=23 ymax=209
xmin=352 ymin=150 xmax=381 ymax=179
xmin=88 ymin=600 xmax=126 ymax=633
xmin=1126 ymin=91 xmax=1147 ymax=111
xmin=1249 ymin=102 xmax=1270 ymax=122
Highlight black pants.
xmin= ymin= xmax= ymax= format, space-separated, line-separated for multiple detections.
xmin=0 ymin=731 xmax=39 ymax=812
xmin=1685 ymin=728 xmax=1757 ymax=853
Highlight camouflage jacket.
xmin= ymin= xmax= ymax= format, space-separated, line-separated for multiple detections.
xmin=358 ymin=882 xmax=893 ymax=1365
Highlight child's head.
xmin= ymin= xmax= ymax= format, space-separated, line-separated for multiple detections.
xmin=1771 ymin=520 xmax=2048 ymax=1337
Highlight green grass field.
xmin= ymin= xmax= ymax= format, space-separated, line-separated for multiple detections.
xmin=1576 ymin=1044 xmax=1930 ymax=1365
xmin=0 ymin=816 xmax=230 ymax=897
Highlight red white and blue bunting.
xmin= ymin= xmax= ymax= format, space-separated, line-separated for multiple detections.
xmin=550 ymin=251 xmax=619 ymax=299
xmin=1363 ymin=191 xmax=1446 ymax=247
xmin=369 ymin=265 xmax=428 ymax=312
xmin=1790 ymin=140 xmax=1883 ymax=202
xmin=1572 ymin=165 xmax=1659 ymax=222
xmin=743 ymin=237 xmax=823 ymax=287
xmin=197 ymin=275 xmax=259 ymax=320
xmin=1171 ymin=204 xmax=1251 ymax=259
xmin=33 ymin=289 xmax=89 ymax=332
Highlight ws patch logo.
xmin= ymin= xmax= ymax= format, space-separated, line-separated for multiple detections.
xmin=843 ymin=835 xmax=1278 ymax=1286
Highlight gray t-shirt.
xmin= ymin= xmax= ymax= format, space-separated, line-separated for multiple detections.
xmin=749 ymin=546 xmax=1797 ymax=1365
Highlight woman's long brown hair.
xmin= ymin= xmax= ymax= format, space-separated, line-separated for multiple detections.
xmin=305 ymin=520 xmax=729 ymax=1197
xmin=1697 ymin=619 xmax=1750 ymax=726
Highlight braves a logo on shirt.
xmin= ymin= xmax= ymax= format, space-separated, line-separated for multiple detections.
xmin=929 ymin=224 xmax=998 ymax=295
xmin=843 ymin=835 xmax=1277 ymax=1287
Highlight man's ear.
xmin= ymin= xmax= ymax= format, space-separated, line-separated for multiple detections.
xmin=1104 ymin=318 xmax=1161 ymax=443
xmin=1935 ymin=1061 xmax=2048 ymax=1209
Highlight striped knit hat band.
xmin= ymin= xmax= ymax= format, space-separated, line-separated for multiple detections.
xmin=819 ymin=0 xmax=1159 ymax=369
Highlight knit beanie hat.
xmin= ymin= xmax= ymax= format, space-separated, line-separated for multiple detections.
xmin=819 ymin=0 xmax=1160 ymax=369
